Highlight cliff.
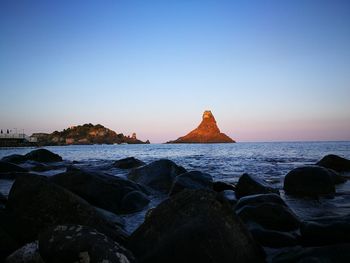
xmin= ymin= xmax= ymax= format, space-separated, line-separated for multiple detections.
xmin=32 ymin=124 xmax=150 ymax=145
xmin=167 ymin=111 xmax=235 ymax=143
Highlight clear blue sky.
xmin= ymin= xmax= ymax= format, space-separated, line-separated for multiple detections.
xmin=1 ymin=0 xmax=349 ymax=143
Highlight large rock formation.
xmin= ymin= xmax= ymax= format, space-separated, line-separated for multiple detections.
xmin=168 ymin=111 xmax=235 ymax=143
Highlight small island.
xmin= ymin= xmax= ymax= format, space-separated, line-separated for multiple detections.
xmin=167 ymin=110 xmax=235 ymax=143
xmin=31 ymin=123 xmax=150 ymax=146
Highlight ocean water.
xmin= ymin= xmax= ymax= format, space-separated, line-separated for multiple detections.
xmin=1 ymin=141 xmax=350 ymax=232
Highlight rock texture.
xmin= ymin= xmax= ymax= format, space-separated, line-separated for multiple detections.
xmin=168 ymin=111 xmax=235 ymax=143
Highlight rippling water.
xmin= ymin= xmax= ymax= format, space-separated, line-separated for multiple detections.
xmin=1 ymin=141 xmax=350 ymax=232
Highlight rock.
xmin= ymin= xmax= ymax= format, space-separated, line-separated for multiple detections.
xmin=272 ymin=244 xmax=350 ymax=263
xmin=249 ymin=227 xmax=299 ymax=248
xmin=113 ymin=157 xmax=145 ymax=169
xmin=284 ymin=166 xmax=339 ymax=196
xmin=39 ymin=224 xmax=135 ymax=263
xmin=5 ymin=241 xmax=44 ymax=263
xmin=212 ymin=181 xmax=236 ymax=192
xmin=121 ymin=191 xmax=150 ymax=213
xmin=128 ymin=159 xmax=187 ymax=193
xmin=94 ymin=207 xmax=125 ymax=228
xmin=129 ymin=189 xmax=264 ymax=263
xmin=167 ymin=110 xmax=235 ymax=143
xmin=0 ymin=226 xmax=19 ymax=262
xmin=235 ymin=197 xmax=300 ymax=231
xmin=50 ymin=168 xmax=149 ymax=214
xmin=0 ymin=192 xmax=7 ymax=206
xmin=217 ymin=190 xmax=237 ymax=206
xmin=0 ymin=161 xmax=28 ymax=173
xmin=169 ymin=171 xmax=213 ymax=196
xmin=300 ymin=214 xmax=350 ymax=246
xmin=235 ymin=193 xmax=287 ymax=211
xmin=24 ymin=149 xmax=62 ymax=163
xmin=235 ymin=173 xmax=279 ymax=199
xmin=7 ymin=173 xmax=128 ymax=244
xmin=1 ymin=155 xmax=27 ymax=164
xmin=316 ymin=154 xmax=350 ymax=172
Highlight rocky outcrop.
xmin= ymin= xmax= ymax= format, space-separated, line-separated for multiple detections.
xmin=168 ymin=110 xmax=235 ymax=143
xmin=1 ymin=149 xmax=63 ymax=164
xmin=316 ymin=154 xmax=350 ymax=172
xmin=129 ymin=189 xmax=264 ymax=263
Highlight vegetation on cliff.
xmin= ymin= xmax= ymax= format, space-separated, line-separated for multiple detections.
xmin=31 ymin=123 xmax=149 ymax=145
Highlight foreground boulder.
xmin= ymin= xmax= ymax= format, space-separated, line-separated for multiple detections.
xmin=1 ymin=155 xmax=27 ymax=164
xmin=300 ymin=214 xmax=350 ymax=246
xmin=7 ymin=174 xmax=127 ymax=244
xmin=128 ymin=159 xmax=186 ymax=192
xmin=235 ymin=173 xmax=279 ymax=198
xmin=235 ymin=194 xmax=300 ymax=232
xmin=24 ymin=149 xmax=62 ymax=163
xmin=169 ymin=171 xmax=213 ymax=196
xmin=39 ymin=225 xmax=135 ymax=263
xmin=5 ymin=241 xmax=44 ymax=263
xmin=283 ymin=166 xmax=342 ymax=196
xmin=317 ymin=154 xmax=350 ymax=173
xmin=272 ymin=243 xmax=350 ymax=263
xmin=212 ymin=181 xmax=236 ymax=192
xmin=51 ymin=169 xmax=149 ymax=214
xmin=113 ymin=157 xmax=145 ymax=169
xmin=0 ymin=161 xmax=27 ymax=174
xmin=129 ymin=189 xmax=264 ymax=263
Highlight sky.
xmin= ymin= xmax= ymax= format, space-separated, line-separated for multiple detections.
xmin=0 ymin=0 xmax=349 ymax=143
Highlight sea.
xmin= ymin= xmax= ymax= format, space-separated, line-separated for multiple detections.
xmin=1 ymin=141 xmax=350 ymax=233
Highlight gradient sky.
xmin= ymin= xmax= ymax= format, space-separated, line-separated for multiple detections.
xmin=1 ymin=0 xmax=350 ymax=143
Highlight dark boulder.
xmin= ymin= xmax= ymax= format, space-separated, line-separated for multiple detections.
xmin=235 ymin=193 xmax=287 ymax=211
xmin=0 ymin=192 xmax=7 ymax=206
xmin=212 ymin=181 xmax=236 ymax=192
xmin=24 ymin=149 xmax=62 ymax=163
xmin=50 ymin=169 xmax=149 ymax=214
xmin=317 ymin=154 xmax=350 ymax=172
xmin=129 ymin=189 xmax=264 ymax=263
xmin=272 ymin=243 xmax=350 ymax=263
xmin=1 ymin=154 xmax=26 ymax=164
xmin=169 ymin=170 xmax=213 ymax=196
xmin=300 ymin=214 xmax=350 ymax=246
xmin=0 ymin=161 xmax=28 ymax=173
xmin=128 ymin=159 xmax=187 ymax=193
xmin=5 ymin=241 xmax=44 ymax=263
xmin=121 ymin=191 xmax=150 ymax=213
xmin=235 ymin=173 xmax=279 ymax=199
xmin=6 ymin=173 xmax=128 ymax=244
xmin=284 ymin=166 xmax=339 ymax=196
xmin=114 ymin=157 xmax=145 ymax=169
xmin=249 ymin=227 xmax=299 ymax=248
xmin=236 ymin=201 xmax=300 ymax=232
xmin=0 ymin=226 xmax=19 ymax=262
xmin=39 ymin=224 xmax=135 ymax=263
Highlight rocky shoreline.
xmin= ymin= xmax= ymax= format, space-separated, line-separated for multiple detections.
xmin=1 ymin=149 xmax=350 ymax=262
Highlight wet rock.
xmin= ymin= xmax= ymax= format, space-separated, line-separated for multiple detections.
xmin=0 ymin=161 xmax=28 ymax=174
xmin=1 ymin=155 xmax=27 ymax=164
xmin=39 ymin=224 xmax=135 ymax=263
xmin=50 ymin=168 xmax=149 ymax=214
xmin=249 ymin=227 xmax=299 ymax=248
xmin=128 ymin=159 xmax=187 ymax=193
xmin=212 ymin=181 xmax=236 ymax=192
xmin=236 ymin=200 xmax=300 ymax=231
xmin=300 ymin=215 xmax=350 ymax=246
xmin=271 ymin=244 xmax=350 ymax=263
xmin=7 ymin=173 xmax=128 ymax=244
xmin=169 ymin=171 xmax=213 ymax=196
xmin=94 ymin=207 xmax=125 ymax=228
xmin=5 ymin=241 xmax=44 ymax=263
xmin=317 ymin=154 xmax=350 ymax=172
xmin=24 ymin=149 xmax=62 ymax=163
xmin=113 ymin=157 xmax=145 ymax=169
xmin=121 ymin=190 xmax=150 ymax=213
xmin=284 ymin=166 xmax=338 ymax=196
xmin=235 ymin=193 xmax=287 ymax=211
xmin=235 ymin=173 xmax=279 ymax=199
xmin=217 ymin=190 xmax=237 ymax=206
xmin=0 ymin=226 xmax=19 ymax=262
xmin=129 ymin=189 xmax=264 ymax=263
xmin=0 ymin=192 xmax=7 ymax=206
